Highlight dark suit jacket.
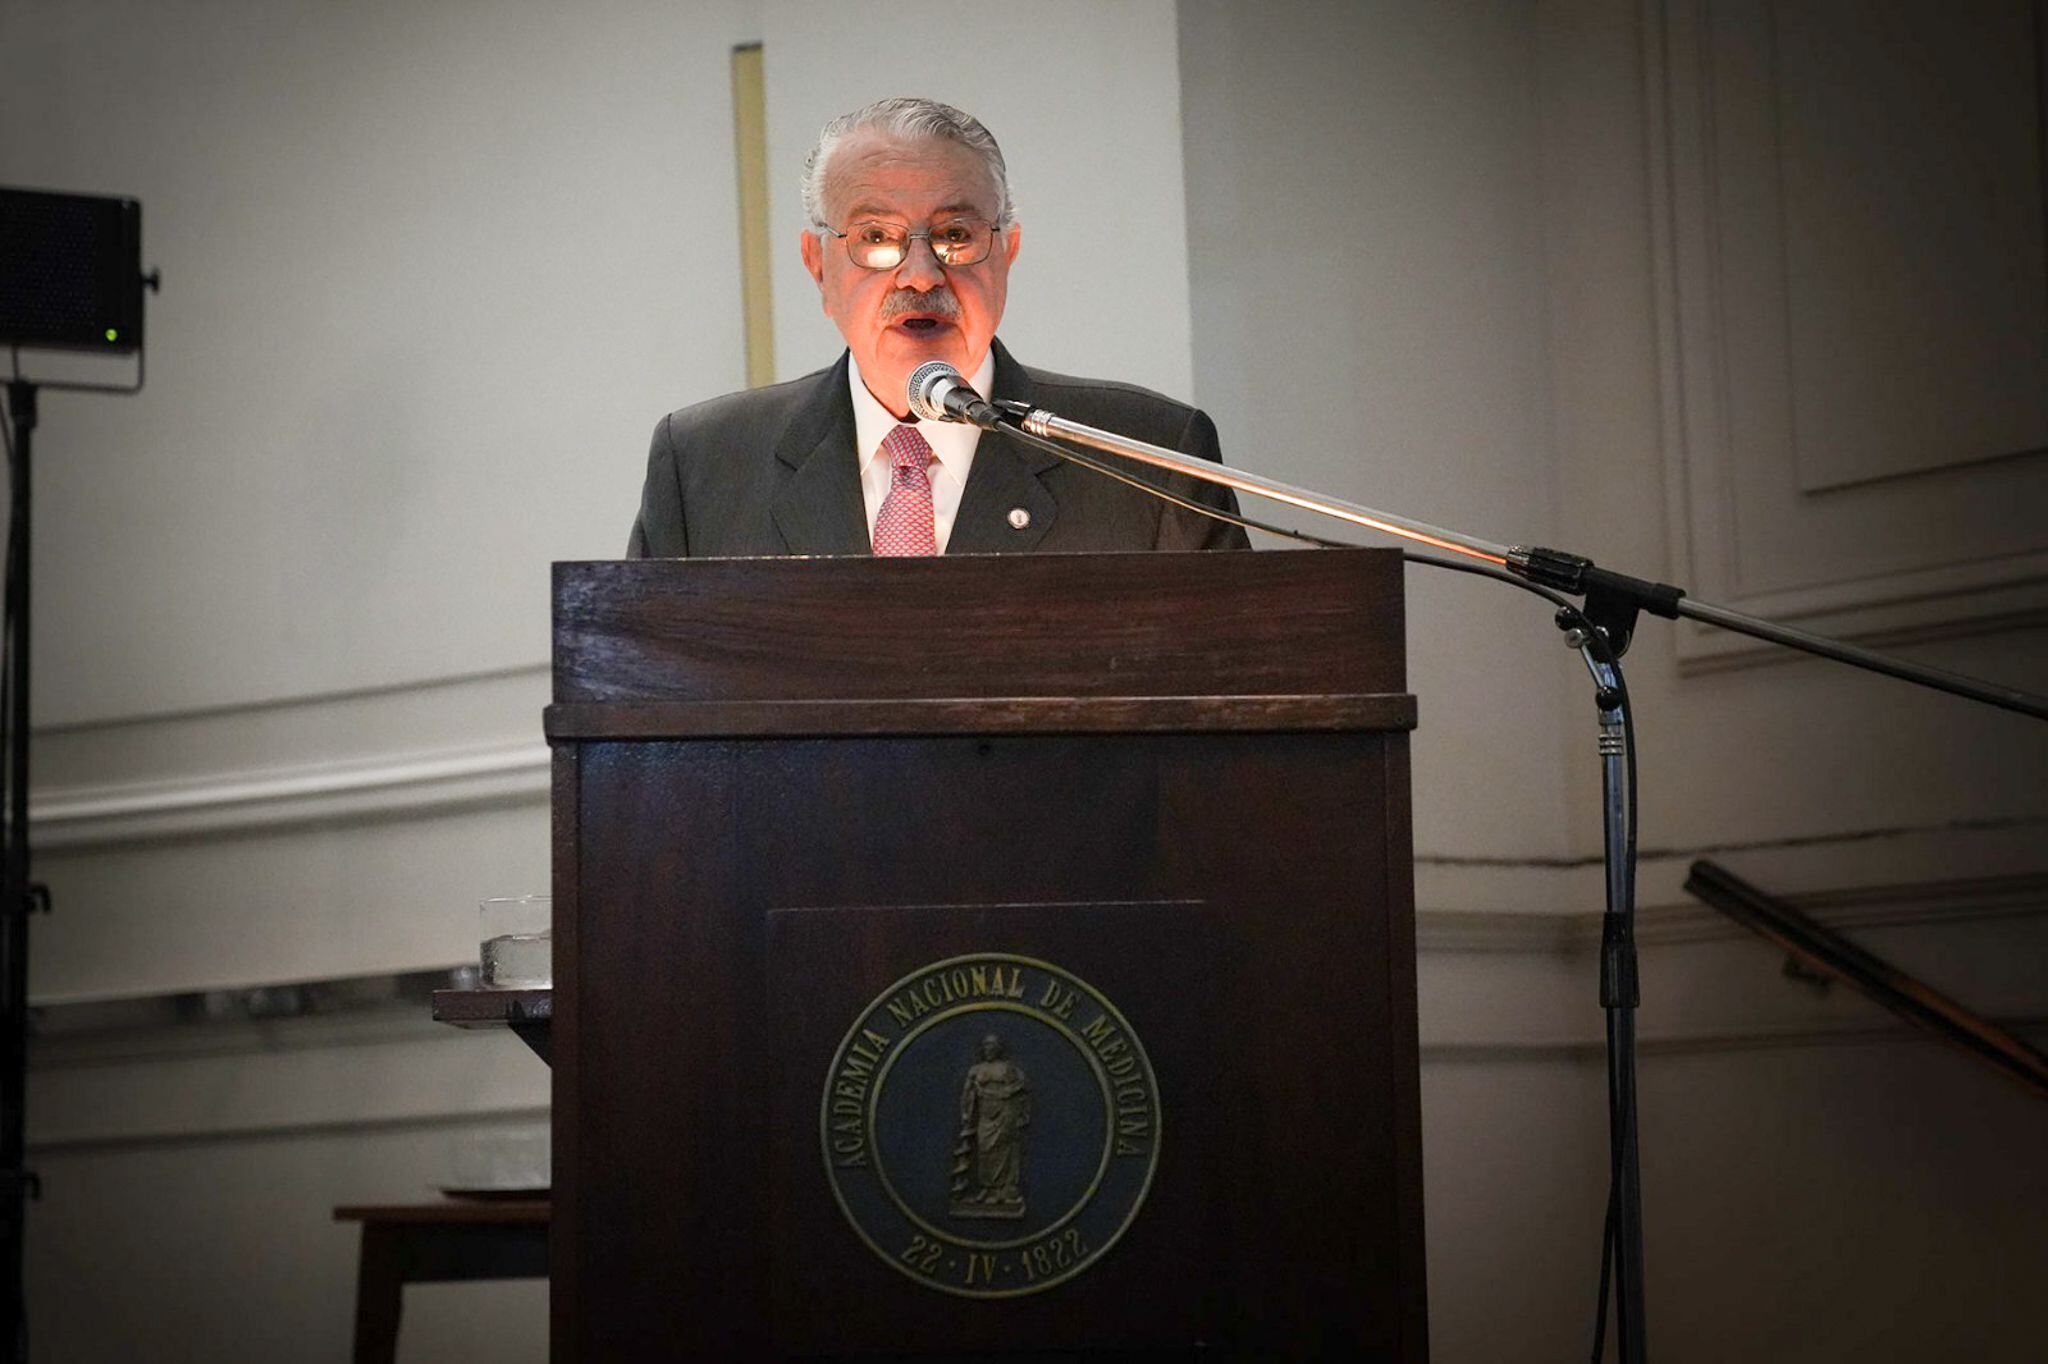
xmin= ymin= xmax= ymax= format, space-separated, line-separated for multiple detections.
xmin=627 ymin=339 xmax=1249 ymax=557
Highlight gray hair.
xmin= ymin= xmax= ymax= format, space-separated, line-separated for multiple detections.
xmin=801 ymin=97 xmax=1015 ymax=230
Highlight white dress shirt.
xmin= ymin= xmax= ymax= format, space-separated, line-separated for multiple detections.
xmin=848 ymin=350 xmax=996 ymax=553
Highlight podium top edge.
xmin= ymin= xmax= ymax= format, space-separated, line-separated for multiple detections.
xmin=553 ymin=548 xmax=1406 ymax=705
xmin=543 ymin=692 xmax=1417 ymax=740
xmin=549 ymin=546 xmax=1402 ymax=569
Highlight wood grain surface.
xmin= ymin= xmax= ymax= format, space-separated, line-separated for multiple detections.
xmin=549 ymin=551 xmax=1424 ymax=1361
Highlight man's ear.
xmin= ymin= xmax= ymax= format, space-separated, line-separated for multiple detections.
xmin=800 ymin=230 xmax=825 ymax=290
xmin=1002 ymin=221 xmax=1021 ymax=266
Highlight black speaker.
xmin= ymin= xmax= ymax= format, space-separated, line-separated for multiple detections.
xmin=0 ymin=186 xmax=145 ymax=354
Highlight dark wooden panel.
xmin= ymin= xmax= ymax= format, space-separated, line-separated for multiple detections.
xmin=544 ymin=693 xmax=1416 ymax=740
xmin=561 ymin=730 xmax=1423 ymax=1360
xmin=1380 ymin=737 xmax=1431 ymax=1361
xmin=552 ymin=549 xmax=1405 ymax=705
xmin=765 ymin=902 xmax=1242 ymax=1357
xmin=568 ymin=741 xmax=754 ymax=1360
xmin=550 ymin=550 xmax=1423 ymax=1361
xmin=549 ymin=745 xmax=583 ymax=1361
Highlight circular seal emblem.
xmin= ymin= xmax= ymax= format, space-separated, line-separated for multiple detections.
xmin=820 ymin=953 xmax=1161 ymax=1298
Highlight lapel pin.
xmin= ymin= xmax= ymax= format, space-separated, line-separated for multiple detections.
xmin=1007 ymin=508 xmax=1031 ymax=530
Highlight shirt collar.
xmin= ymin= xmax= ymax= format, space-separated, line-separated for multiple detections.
xmin=849 ymin=348 xmax=996 ymax=482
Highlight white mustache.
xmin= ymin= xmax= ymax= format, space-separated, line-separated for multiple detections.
xmin=879 ymin=289 xmax=961 ymax=322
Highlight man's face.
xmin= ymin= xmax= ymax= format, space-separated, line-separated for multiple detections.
xmin=800 ymin=130 xmax=1021 ymax=417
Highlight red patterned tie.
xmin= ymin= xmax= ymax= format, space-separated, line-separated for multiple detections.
xmin=871 ymin=423 xmax=938 ymax=556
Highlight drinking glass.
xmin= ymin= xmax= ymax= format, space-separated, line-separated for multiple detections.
xmin=479 ymin=895 xmax=552 ymax=989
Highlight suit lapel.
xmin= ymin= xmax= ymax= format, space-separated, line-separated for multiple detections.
xmin=947 ymin=339 xmax=1061 ymax=553
xmin=769 ymin=342 xmax=1064 ymax=556
xmin=769 ymin=353 xmax=872 ymax=556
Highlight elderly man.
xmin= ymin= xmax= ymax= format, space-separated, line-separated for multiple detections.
xmin=628 ymin=97 xmax=1248 ymax=557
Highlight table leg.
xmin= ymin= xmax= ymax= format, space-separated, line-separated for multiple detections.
xmin=352 ymin=1223 xmax=404 ymax=1364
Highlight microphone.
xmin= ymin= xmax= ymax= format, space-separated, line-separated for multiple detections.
xmin=906 ymin=360 xmax=1001 ymax=430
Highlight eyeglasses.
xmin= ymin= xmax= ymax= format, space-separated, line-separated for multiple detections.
xmin=817 ymin=217 xmax=999 ymax=270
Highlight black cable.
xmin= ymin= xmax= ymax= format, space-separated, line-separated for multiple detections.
xmin=1401 ymin=548 xmax=1578 ymax=611
xmin=1592 ymin=1010 xmax=1618 ymax=1362
xmin=993 ymin=417 xmax=1356 ymax=548
xmin=0 ymin=387 xmax=15 ymax=836
xmin=992 ymin=419 xmax=1595 ymax=619
xmin=0 ymin=375 xmax=25 ymax=1364
xmin=1006 ymin=414 xmax=1650 ymax=1357
xmin=1 ymin=381 xmax=17 ymax=826
xmin=1584 ymin=638 xmax=1640 ymax=1362
xmin=1615 ymin=657 xmax=1642 ymax=1359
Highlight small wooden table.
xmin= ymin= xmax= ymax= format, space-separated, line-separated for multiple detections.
xmin=432 ymin=986 xmax=553 ymax=1065
xmin=333 ymin=1199 xmax=550 ymax=1363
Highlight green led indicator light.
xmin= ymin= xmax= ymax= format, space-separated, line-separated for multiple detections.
xmin=105 ymin=328 xmax=119 ymax=342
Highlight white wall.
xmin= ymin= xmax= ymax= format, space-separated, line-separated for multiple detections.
xmin=29 ymin=1002 xmax=550 ymax=1362
xmin=5 ymin=0 xmax=761 ymax=999
xmin=1180 ymin=0 xmax=1576 ymax=862
xmin=1180 ymin=1 xmax=2048 ymax=1359
xmin=6 ymin=0 xmax=749 ymax=721
xmin=1542 ymin=0 xmax=2048 ymax=857
xmin=4 ymin=0 xmax=753 ymax=1355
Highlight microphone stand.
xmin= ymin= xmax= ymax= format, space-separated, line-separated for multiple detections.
xmin=990 ymin=396 xmax=2048 ymax=1364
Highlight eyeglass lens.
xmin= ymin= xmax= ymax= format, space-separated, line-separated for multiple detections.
xmin=845 ymin=220 xmax=993 ymax=270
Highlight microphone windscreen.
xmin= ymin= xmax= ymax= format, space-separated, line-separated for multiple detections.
xmin=906 ymin=359 xmax=962 ymax=422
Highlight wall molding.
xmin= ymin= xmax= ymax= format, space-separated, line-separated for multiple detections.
xmin=22 ymin=870 xmax=2042 ymax=1150
xmin=26 ymin=1100 xmax=552 ymax=1158
xmin=1423 ymin=1014 xmax=2048 ymax=1064
xmin=1643 ymin=0 xmax=2048 ymax=667
xmin=29 ymin=728 xmax=2047 ymax=917
xmin=1417 ymin=861 xmax=2048 ymax=953
xmin=28 ymin=986 xmax=2044 ymax=1150
xmin=29 ymin=871 xmax=2042 ymax=1048
xmin=31 ymin=740 xmax=550 ymax=849
xmin=34 ymin=1027 xmax=2047 ymax=1151
xmin=36 ymin=661 xmax=549 ymax=742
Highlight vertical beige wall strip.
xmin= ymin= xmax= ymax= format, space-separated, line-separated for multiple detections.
xmin=731 ymin=42 xmax=775 ymax=388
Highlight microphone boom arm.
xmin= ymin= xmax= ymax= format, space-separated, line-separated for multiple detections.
xmin=995 ymin=399 xmax=2048 ymax=722
xmin=1005 ymin=401 xmax=1514 ymax=566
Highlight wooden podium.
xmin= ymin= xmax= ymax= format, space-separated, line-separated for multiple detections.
xmin=546 ymin=549 xmax=1426 ymax=1361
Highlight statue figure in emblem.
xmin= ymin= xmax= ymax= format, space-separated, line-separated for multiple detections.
xmin=950 ymin=1033 xmax=1030 ymax=1218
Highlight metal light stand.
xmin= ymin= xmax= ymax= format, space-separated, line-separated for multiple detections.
xmin=1 ymin=378 xmax=36 ymax=1364
xmin=989 ymin=396 xmax=2048 ymax=1364
xmin=2 ymin=328 xmax=152 ymax=1364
